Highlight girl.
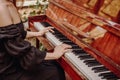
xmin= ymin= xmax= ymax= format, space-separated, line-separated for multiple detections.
xmin=0 ymin=0 xmax=71 ymax=80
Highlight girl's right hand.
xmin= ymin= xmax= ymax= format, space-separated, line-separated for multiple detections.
xmin=53 ymin=44 xmax=72 ymax=59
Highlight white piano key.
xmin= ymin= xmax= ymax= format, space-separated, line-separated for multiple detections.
xmin=65 ymin=52 xmax=114 ymax=80
xmin=45 ymin=32 xmax=62 ymax=46
xmin=34 ymin=22 xmax=45 ymax=30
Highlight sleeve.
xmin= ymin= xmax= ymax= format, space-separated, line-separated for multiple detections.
xmin=22 ymin=29 xmax=27 ymax=39
xmin=4 ymin=38 xmax=46 ymax=70
xmin=20 ymin=23 xmax=27 ymax=39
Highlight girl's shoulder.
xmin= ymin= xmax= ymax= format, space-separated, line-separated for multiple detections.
xmin=0 ymin=2 xmax=13 ymax=9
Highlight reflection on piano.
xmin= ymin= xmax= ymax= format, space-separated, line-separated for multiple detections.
xmin=33 ymin=22 xmax=119 ymax=80
xmin=28 ymin=0 xmax=120 ymax=80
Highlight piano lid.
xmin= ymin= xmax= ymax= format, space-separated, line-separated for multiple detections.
xmin=45 ymin=0 xmax=120 ymax=74
xmin=72 ymin=0 xmax=120 ymax=23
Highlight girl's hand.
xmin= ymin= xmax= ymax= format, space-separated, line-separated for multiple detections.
xmin=53 ymin=44 xmax=72 ymax=59
xmin=37 ymin=27 xmax=54 ymax=36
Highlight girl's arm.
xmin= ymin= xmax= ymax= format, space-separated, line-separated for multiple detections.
xmin=26 ymin=27 xmax=54 ymax=38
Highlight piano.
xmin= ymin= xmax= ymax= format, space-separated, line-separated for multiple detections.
xmin=28 ymin=0 xmax=120 ymax=80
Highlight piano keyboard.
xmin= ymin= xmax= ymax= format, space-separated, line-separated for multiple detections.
xmin=34 ymin=22 xmax=120 ymax=80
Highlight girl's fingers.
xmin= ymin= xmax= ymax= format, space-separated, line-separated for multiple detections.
xmin=45 ymin=27 xmax=54 ymax=33
xmin=62 ymin=44 xmax=72 ymax=48
xmin=49 ymin=29 xmax=54 ymax=33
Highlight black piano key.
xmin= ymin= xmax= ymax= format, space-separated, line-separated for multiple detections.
xmin=77 ymin=53 xmax=88 ymax=55
xmin=62 ymin=40 xmax=73 ymax=43
xmin=55 ymin=34 xmax=66 ymax=38
xmin=99 ymin=72 xmax=119 ymax=79
xmin=59 ymin=38 xmax=70 ymax=41
xmin=53 ymin=31 xmax=61 ymax=34
xmin=73 ymin=51 xmax=87 ymax=56
xmin=99 ymin=72 xmax=115 ymax=76
xmin=106 ymin=78 xmax=119 ymax=80
xmin=101 ymin=75 xmax=119 ymax=79
xmin=57 ymin=37 xmax=67 ymax=39
xmin=63 ymin=41 xmax=75 ymax=45
xmin=72 ymin=45 xmax=80 ymax=49
xmin=52 ymin=29 xmax=62 ymax=34
xmin=87 ymin=62 xmax=101 ymax=67
xmin=78 ymin=55 xmax=93 ymax=60
xmin=84 ymin=59 xmax=96 ymax=63
xmin=91 ymin=66 xmax=109 ymax=73
xmin=73 ymin=48 xmax=85 ymax=52
xmin=72 ymin=49 xmax=86 ymax=53
xmin=99 ymin=72 xmax=120 ymax=79
xmin=84 ymin=60 xmax=99 ymax=64
xmin=40 ymin=22 xmax=51 ymax=27
xmin=58 ymin=37 xmax=69 ymax=40
xmin=53 ymin=28 xmax=58 ymax=31
xmin=74 ymin=53 xmax=87 ymax=56
xmin=72 ymin=48 xmax=86 ymax=55
xmin=84 ymin=59 xmax=102 ymax=67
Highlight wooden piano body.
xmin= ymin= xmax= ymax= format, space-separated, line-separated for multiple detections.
xmin=28 ymin=0 xmax=120 ymax=80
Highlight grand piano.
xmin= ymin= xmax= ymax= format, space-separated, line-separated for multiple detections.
xmin=28 ymin=0 xmax=120 ymax=80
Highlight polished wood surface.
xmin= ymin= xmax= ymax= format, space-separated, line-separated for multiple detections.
xmin=72 ymin=0 xmax=120 ymax=23
xmin=29 ymin=0 xmax=120 ymax=79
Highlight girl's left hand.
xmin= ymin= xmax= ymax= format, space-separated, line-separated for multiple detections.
xmin=38 ymin=27 xmax=54 ymax=36
xmin=36 ymin=27 xmax=54 ymax=37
